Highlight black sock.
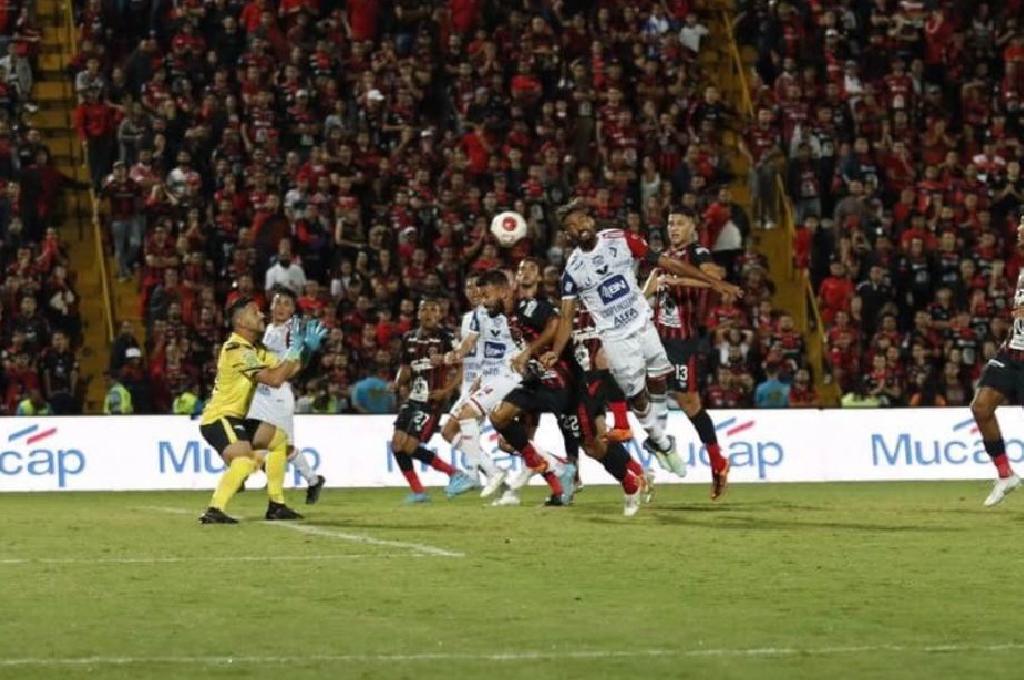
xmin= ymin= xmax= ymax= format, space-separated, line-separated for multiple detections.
xmin=601 ymin=442 xmax=630 ymax=482
xmin=394 ymin=451 xmax=414 ymax=472
xmin=688 ymin=408 xmax=718 ymax=445
xmin=984 ymin=438 xmax=1007 ymax=459
xmin=410 ymin=445 xmax=434 ymax=464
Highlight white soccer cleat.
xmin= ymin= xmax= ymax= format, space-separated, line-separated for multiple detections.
xmin=480 ymin=470 xmax=508 ymax=498
xmin=624 ymin=489 xmax=641 ymax=517
xmin=491 ymin=490 xmax=521 ymax=507
xmin=984 ymin=474 xmax=1021 ymax=507
xmin=644 ymin=435 xmax=687 ymax=478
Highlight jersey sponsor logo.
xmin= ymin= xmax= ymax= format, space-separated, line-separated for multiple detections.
xmin=597 ymin=275 xmax=630 ymax=304
xmin=483 ymin=341 xmax=507 ymax=359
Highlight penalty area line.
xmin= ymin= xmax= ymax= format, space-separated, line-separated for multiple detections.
xmin=0 ymin=554 xmax=427 ymax=566
xmin=136 ymin=506 xmax=465 ymax=558
xmin=4 ymin=643 xmax=1024 ymax=667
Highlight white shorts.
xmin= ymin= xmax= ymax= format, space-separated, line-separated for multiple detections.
xmin=452 ymin=371 xmax=521 ymax=419
xmin=603 ymin=323 xmax=672 ymax=398
xmin=247 ymin=383 xmax=295 ymax=444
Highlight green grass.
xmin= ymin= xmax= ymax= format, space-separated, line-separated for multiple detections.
xmin=1 ymin=482 xmax=1022 ymax=679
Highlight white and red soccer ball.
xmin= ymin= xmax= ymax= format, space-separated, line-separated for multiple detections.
xmin=490 ymin=210 xmax=528 ymax=247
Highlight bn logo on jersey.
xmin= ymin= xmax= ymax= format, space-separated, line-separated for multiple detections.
xmin=598 ymin=275 xmax=630 ymax=304
xmin=483 ymin=342 xmax=506 ymax=359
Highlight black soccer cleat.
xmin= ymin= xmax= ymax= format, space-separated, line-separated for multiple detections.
xmin=305 ymin=475 xmax=326 ymax=505
xmin=543 ymin=494 xmax=566 ymax=507
xmin=265 ymin=501 xmax=303 ymax=521
xmin=199 ymin=507 xmax=238 ymax=524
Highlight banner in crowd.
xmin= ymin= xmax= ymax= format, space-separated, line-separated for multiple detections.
xmin=1 ymin=409 xmax=1021 ymax=492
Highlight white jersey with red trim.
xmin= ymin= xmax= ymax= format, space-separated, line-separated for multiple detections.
xmin=561 ymin=229 xmax=652 ymax=340
xmin=459 ymin=308 xmax=483 ymax=393
xmin=467 ymin=306 xmax=518 ymax=381
xmin=247 ymin=319 xmax=296 ymax=441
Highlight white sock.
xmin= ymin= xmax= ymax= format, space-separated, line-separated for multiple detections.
xmin=636 ymin=402 xmax=670 ymax=450
xmin=289 ymin=448 xmax=319 ymax=485
xmin=508 ymin=462 xmax=534 ymax=490
xmin=651 ymin=391 xmax=668 ymax=432
xmin=459 ymin=418 xmax=501 ymax=479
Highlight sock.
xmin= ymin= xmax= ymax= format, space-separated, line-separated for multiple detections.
xmin=602 ymin=442 xmax=639 ymax=494
xmin=635 ymin=401 xmax=670 ymax=450
xmin=410 ymin=445 xmax=455 ymax=476
xmin=290 ymin=447 xmax=318 ymax=485
xmin=265 ymin=431 xmax=289 ymax=505
xmin=651 ymin=390 xmax=668 ymax=432
xmin=689 ymin=409 xmax=726 ymax=471
xmin=985 ymin=439 xmax=1013 ymax=478
xmin=626 ymin=457 xmax=643 ymax=477
xmin=610 ymin=400 xmax=630 ymax=431
xmin=210 ymin=456 xmax=257 ymax=510
xmin=394 ymin=451 xmax=425 ymax=493
xmin=509 ymin=463 xmax=534 ymax=490
xmin=459 ymin=418 xmax=500 ymax=478
xmin=523 ymin=442 xmax=563 ymax=495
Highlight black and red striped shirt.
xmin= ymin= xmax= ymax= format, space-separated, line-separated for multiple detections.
xmin=513 ymin=296 xmax=573 ymax=388
xmin=400 ymin=327 xmax=455 ymax=401
xmin=654 ymin=243 xmax=713 ymax=341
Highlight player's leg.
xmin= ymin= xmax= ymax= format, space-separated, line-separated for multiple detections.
xmin=668 ymin=341 xmax=729 ymax=499
xmin=637 ymin=326 xmax=688 ymax=476
xmin=263 ymin=427 xmax=303 ymax=520
xmin=455 ymin=384 xmax=507 ymax=495
xmin=392 ymin=403 xmax=431 ymax=503
xmin=971 ymin=374 xmax=1020 ymax=506
xmin=287 ymin=445 xmax=326 ymax=504
xmin=398 ymin=405 xmax=476 ymax=499
xmin=491 ymin=392 xmax=573 ymax=504
xmin=200 ymin=417 xmax=266 ymax=523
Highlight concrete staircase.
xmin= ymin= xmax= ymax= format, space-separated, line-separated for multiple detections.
xmin=33 ymin=0 xmax=111 ymax=412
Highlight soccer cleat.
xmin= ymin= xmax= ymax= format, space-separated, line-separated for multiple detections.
xmin=604 ymin=428 xmax=634 ymax=443
xmin=305 ymin=475 xmax=326 ymax=505
xmin=543 ymin=493 xmax=567 ymax=506
xmin=491 ymin=490 xmax=521 ymax=506
xmin=405 ymin=492 xmax=431 ymax=504
xmin=984 ymin=474 xmax=1021 ymax=507
xmin=480 ymin=469 xmax=507 ymax=498
xmin=265 ymin=502 xmax=303 ymax=520
xmin=624 ymin=489 xmax=641 ymax=517
xmin=445 ymin=471 xmax=479 ymax=498
xmin=644 ymin=435 xmax=687 ymax=478
xmin=711 ymin=460 xmax=730 ymax=501
xmin=642 ymin=469 xmax=656 ymax=504
xmin=199 ymin=507 xmax=238 ymax=524
xmin=558 ymin=463 xmax=577 ymax=504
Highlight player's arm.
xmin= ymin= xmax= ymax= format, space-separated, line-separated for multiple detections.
xmin=393 ymin=363 xmax=411 ymax=391
xmin=253 ymin=359 xmax=300 ymax=388
xmin=511 ymin=313 xmax=560 ymax=374
xmin=429 ymin=366 xmax=460 ymax=402
xmin=546 ymin=296 xmax=578 ymax=365
xmin=441 ymin=330 xmax=479 ymax=365
xmin=625 ymin=231 xmax=741 ymax=297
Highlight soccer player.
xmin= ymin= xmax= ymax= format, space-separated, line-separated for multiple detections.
xmin=648 ymin=211 xmax=732 ymax=500
xmin=970 ymin=216 xmax=1024 ymax=506
xmin=489 ymin=257 xmax=578 ymax=507
xmin=392 ymin=298 xmax=477 ymax=503
xmin=197 ymin=297 xmax=306 ymax=524
xmin=548 ymin=200 xmax=742 ymax=478
xmin=246 ymin=286 xmax=328 ymax=509
xmin=439 ymin=274 xmax=505 ymax=496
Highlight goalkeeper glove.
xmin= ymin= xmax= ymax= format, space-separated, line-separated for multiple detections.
xmin=284 ymin=317 xmax=306 ymax=362
xmin=304 ymin=319 xmax=328 ymax=352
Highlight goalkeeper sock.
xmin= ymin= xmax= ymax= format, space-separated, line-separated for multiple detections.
xmin=211 ymin=457 xmax=257 ymax=511
xmin=289 ymin=447 xmax=318 ymax=485
xmin=265 ymin=431 xmax=289 ymax=504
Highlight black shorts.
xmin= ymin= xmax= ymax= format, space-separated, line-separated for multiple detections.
xmin=504 ymin=381 xmax=569 ymax=417
xmin=663 ymin=337 xmax=709 ymax=393
xmin=978 ymin=352 xmax=1024 ymax=403
xmin=557 ymin=370 xmax=611 ymax=445
xmin=200 ymin=416 xmax=260 ymax=456
xmin=394 ymin=400 xmax=440 ymax=442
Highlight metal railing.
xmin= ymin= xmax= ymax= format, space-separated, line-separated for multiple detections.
xmin=64 ymin=1 xmax=115 ymax=343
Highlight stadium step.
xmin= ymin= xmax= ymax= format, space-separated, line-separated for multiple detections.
xmin=35 ymin=80 xmax=72 ymax=102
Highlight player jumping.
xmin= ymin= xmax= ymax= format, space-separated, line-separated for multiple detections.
xmin=648 ymin=211 xmax=732 ymax=500
xmin=548 ymin=200 xmax=742 ymax=480
xmin=246 ymin=287 xmax=328 ymax=512
xmin=970 ymin=216 xmax=1024 ymax=506
xmin=391 ymin=298 xmax=476 ymax=503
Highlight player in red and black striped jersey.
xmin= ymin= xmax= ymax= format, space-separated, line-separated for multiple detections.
xmin=391 ymin=298 xmax=476 ymax=503
xmin=572 ymin=307 xmax=633 ymax=442
xmin=648 ymin=210 xmax=732 ymax=500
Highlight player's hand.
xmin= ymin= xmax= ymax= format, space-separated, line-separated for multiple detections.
xmin=285 ymin=317 xmax=306 ymax=362
xmin=511 ymin=350 xmax=531 ymax=375
xmin=428 ymin=389 xmax=447 ymax=402
xmin=303 ymin=319 xmax=328 ymax=352
xmin=469 ymin=375 xmax=482 ymax=392
xmin=713 ymin=280 xmax=744 ymax=298
xmin=539 ymin=351 xmax=558 ymax=368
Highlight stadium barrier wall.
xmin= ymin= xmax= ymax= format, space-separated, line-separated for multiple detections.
xmin=0 ymin=409 xmax=1018 ymax=492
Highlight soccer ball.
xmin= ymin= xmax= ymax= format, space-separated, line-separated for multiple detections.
xmin=490 ymin=211 xmax=528 ymax=247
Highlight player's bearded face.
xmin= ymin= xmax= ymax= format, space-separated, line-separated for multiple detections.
xmin=482 ymin=284 xmax=505 ymax=316
xmin=568 ymin=213 xmax=595 ymax=247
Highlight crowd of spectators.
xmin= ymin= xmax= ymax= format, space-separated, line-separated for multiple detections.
xmin=737 ymin=0 xmax=1024 ymax=407
xmin=71 ymin=0 xmax=817 ymax=415
xmin=0 ymin=4 xmax=90 ymax=416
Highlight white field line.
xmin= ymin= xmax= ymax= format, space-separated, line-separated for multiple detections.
xmin=0 ymin=554 xmax=423 ymax=566
xmin=136 ymin=506 xmax=464 ymax=558
xmin=2 ymin=643 xmax=1024 ymax=667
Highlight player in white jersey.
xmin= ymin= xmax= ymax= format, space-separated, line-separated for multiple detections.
xmin=547 ymin=200 xmax=742 ymax=477
xmin=247 ymin=287 xmax=327 ymax=504
xmin=439 ymin=270 xmax=523 ymax=497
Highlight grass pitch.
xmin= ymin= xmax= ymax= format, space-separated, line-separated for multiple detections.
xmin=1 ymin=482 xmax=1022 ymax=679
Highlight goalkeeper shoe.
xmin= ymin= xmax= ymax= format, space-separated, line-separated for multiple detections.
xmin=265 ymin=502 xmax=303 ymax=521
xmin=199 ymin=507 xmax=238 ymax=525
